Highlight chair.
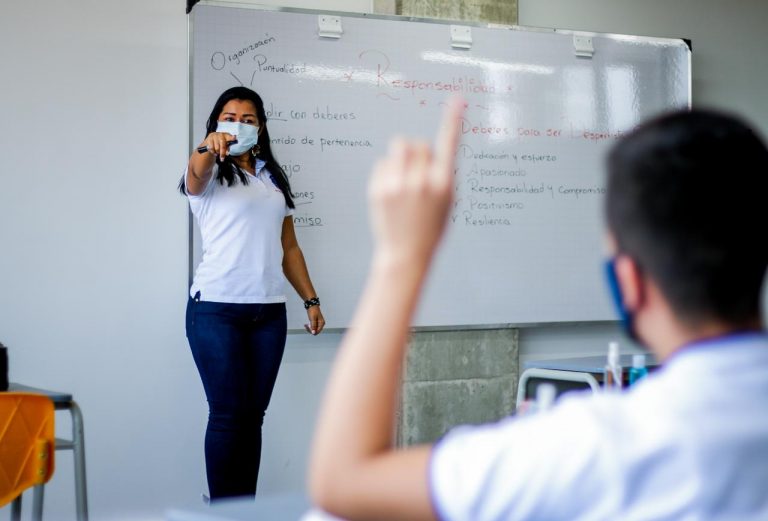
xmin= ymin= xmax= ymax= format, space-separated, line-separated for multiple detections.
xmin=516 ymin=368 xmax=600 ymax=409
xmin=8 ymin=383 xmax=88 ymax=520
xmin=0 ymin=392 xmax=55 ymax=521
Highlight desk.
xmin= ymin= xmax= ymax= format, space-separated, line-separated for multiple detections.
xmin=166 ymin=494 xmax=311 ymax=521
xmin=516 ymin=354 xmax=659 ymax=407
xmin=7 ymin=383 xmax=88 ymax=521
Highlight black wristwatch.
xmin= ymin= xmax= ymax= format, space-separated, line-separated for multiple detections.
xmin=304 ymin=297 xmax=320 ymax=309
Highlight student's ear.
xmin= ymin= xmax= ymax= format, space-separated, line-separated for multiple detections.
xmin=614 ymin=255 xmax=644 ymax=312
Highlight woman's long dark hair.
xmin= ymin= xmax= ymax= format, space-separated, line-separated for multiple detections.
xmin=179 ymin=86 xmax=294 ymax=209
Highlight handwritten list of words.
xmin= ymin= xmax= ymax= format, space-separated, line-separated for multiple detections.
xmin=206 ymin=34 xmax=623 ymax=231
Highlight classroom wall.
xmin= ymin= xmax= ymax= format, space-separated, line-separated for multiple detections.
xmin=0 ymin=1 xmax=365 ymax=520
xmin=1 ymin=1 xmax=766 ymax=520
xmin=1 ymin=3 xmax=195 ymax=520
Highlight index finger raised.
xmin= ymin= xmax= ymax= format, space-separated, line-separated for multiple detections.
xmin=432 ymin=97 xmax=465 ymax=178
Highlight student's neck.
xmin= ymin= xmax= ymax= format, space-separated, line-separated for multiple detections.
xmin=653 ymin=317 xmax=764 ymax=362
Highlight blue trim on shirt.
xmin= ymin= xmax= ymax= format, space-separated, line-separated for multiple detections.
xmin=677 ymin=330 xmax=767 ymax=353
xmin=665 ymin=330 xmax=768 ymax=365
xmin=254 ymin=158 xmax=266 ymax=174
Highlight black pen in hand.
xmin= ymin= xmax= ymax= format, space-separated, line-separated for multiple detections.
xmin=197 ymin=139 xmax=238 ymax=154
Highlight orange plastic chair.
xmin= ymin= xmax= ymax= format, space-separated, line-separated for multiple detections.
xmin=0 ymin=392 xmax=55 ymax=519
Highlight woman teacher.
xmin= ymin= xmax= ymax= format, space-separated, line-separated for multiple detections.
xmin=181 ymin=86 xmax=325 ymax=500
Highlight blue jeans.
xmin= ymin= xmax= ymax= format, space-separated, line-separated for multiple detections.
xmin=186 ymin=294 xmax=287 ymax=500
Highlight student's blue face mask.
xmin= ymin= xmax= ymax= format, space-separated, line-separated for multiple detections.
xmin=604 ymin=257 xmax=640 ymax=344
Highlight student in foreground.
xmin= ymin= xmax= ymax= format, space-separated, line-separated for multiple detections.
xmin=308 ymin=99 xmax=768 ymax=521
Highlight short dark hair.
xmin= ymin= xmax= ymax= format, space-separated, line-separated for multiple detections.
xmin=606 ymin=109 xmax=768 ymax=326
xmin=180 ymin=86 xmax=294 ymax=209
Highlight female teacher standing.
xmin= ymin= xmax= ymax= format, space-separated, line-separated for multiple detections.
xmin=181 ymin=86 xmax=325 ymax=500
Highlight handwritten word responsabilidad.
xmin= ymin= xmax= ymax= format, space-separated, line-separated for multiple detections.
xmin=468 ymin=180 xmax=546 ymax=196
xmin=388 ymin=76 xmax=496 ymax=95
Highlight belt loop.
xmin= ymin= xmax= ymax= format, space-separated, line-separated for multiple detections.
xmin=194 ymin=291 xmax=201 ymax=302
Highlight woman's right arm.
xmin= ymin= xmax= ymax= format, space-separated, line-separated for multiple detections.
xmin=186 ymin=131 xmax=235 ymax=195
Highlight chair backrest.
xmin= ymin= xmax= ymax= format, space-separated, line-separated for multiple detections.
xmin=0 ymin=392 xmax=55 ymax=506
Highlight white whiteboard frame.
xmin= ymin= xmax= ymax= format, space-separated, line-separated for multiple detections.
xmin=186 ymin=1 xmax=692 ymax=332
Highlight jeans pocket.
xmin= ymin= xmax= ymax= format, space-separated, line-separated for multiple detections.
xmin=186 ymin=296 xmax=197 ymax=329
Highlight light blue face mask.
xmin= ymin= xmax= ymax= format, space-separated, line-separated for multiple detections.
xmin=215 ymin=121 xmax=260 ymax=156
xmin=604 ymin=257 xmax=644 ymax=347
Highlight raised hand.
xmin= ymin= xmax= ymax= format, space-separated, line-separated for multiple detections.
xmin=368 ymin=98 xmax=465 ymax=268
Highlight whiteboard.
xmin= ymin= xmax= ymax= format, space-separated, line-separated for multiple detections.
xmin=189 ymin=2 xmax=691 ymax=329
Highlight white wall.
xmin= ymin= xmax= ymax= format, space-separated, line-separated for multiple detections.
xmin=0 ymin=1 xmax=366 ymax=520
xmin=1 ymin=1 xmax=767 ymax=520
xmin=1 ymin=2 xmax=194 ymax=520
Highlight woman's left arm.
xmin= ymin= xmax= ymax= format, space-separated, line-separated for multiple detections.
xmin=282 ymin=216 xmax=325 ymax=335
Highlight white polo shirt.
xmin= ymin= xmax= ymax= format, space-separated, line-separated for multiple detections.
xmin=430 ymin=333 xmax=768 ymax=520
xmin=186 ymin=160 xmax=294 ymax=303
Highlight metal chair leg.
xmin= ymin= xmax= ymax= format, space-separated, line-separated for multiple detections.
xmin=11 ymin=495 xmax=22 ymax=521
xmin=32 ymin=484 xmax=45 ymax=521
xmin=70 ymin=401 xmax=89 ymax=521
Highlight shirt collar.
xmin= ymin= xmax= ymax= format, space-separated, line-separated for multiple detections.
xmin=663 ymin=330 xmax=768 ymax=372
xmin=254 ymin=158 xmax=267 ymax=175
xmin=676 ymin=330 xmax=768 ymax=354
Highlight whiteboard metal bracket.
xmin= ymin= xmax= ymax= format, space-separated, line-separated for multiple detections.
xmin=450 ymin=25 xmax=472 ymax=50
xmin=573 ymin=35 xmax=594 ymax=58
xmin=318 ymin=15 xmax=343 ymax=39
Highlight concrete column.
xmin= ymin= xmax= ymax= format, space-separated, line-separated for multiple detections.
xmin=372 ymin=0 xmax=397 ymax=15
xmin=395 ymin=0 xmax=518 ymax=24
xmin=397 ymin=328 xmax=519 ymax=446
